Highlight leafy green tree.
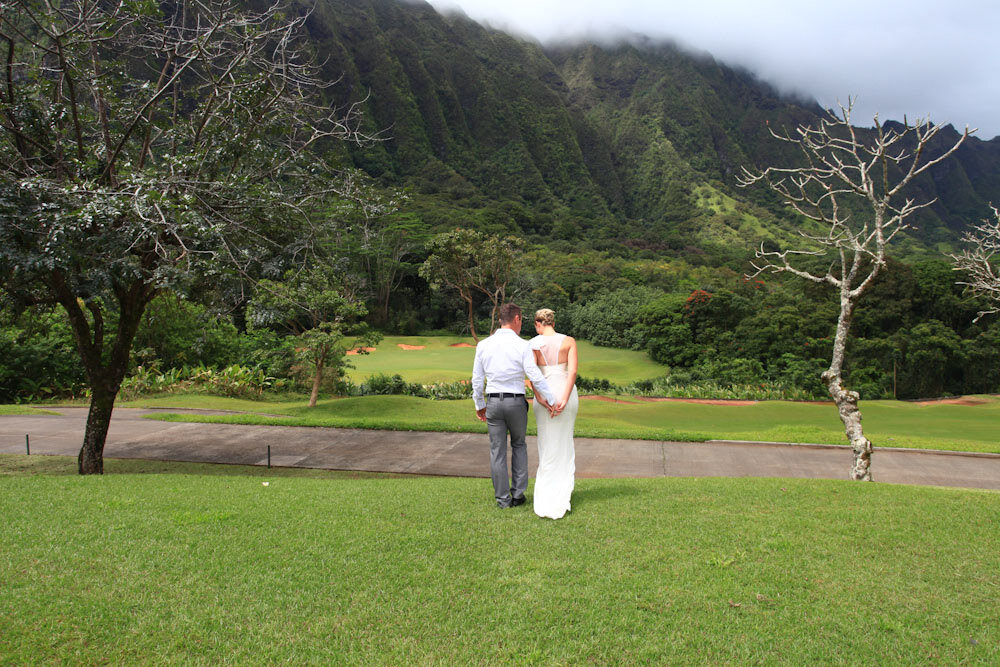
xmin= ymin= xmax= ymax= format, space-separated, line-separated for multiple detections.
xmin=0 ymin=305 xmax=86 ymax=403
xmin=962 ymin=322 xmax=1000 ymax=394
xmin=735 ymin=300 xmax=833 ymax=365
xmin=911 ymin=259 xmax=970 ymax=331
xmin=248 ymin=269 xmax=380 ymax=408
xmin=565 ymin=285 xmax=664 ymax=350
xmin=770 ymin=354 xmax=827 ymax=397
xmin=420 ymin=229 xmax=522 ymax=340
xmin=681 ymin=289 xmax=752 ymax=344
xmin=0 ymin=0 xmax=372 ymax=473
xmin=638 ymin=294 xmax=696 ymax=366
xmin=844 ymin=337 xmax=900 ymax=399
xmin=897 ymin=320 xmax=966 ymax=399
xmin=132 ymin=296 xmax=240 ymax=370
xmin=333 ymin=187 xmax=423 ymax=327
xmin=420 ymin=230 xmax=482 ymax=339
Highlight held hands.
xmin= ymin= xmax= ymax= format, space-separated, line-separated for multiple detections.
xmin=533 ymin=397 xmax=567 ymax=419
xmin=535 ymin=397 xmax=558 ymax=419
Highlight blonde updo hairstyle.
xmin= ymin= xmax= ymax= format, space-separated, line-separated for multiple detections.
xmin=534 ymin=308 xmax=555 ymax=327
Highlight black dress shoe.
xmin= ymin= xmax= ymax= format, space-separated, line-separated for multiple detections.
xmin=511 ymin=496 xmax=526 ymax=507
xmin=497 ymin=501 xmax=512 ymax=508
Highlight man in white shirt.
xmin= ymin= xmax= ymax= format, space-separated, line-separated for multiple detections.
xmin=472 ymin=303 xmax=561 ymax=508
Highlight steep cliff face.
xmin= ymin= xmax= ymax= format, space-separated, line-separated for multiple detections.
xmin=301 ymin=0 xmax=999 ymax=253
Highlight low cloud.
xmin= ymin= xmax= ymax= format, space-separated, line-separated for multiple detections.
xmin=427 ymin=0 xmax=997 ymax=138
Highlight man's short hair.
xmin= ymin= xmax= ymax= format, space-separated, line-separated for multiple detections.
xmin=498 ymin=303 xmax=521 ymax=325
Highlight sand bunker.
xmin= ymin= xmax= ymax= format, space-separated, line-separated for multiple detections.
xmin=397 ymin=344 xmax=425 ymax=350
xmin=345 ymin=347 xmax=376 ymax=355
xmin=449 ymin=343 xmax=475 ymax=348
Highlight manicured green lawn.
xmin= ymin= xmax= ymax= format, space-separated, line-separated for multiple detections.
xmin=345 ymin=335 xmax=666 ymax=384
xmin=0 ymin=404 xmax=59 ymax=415
xmin=1 ymin=454 xmax=997 ymax=663
xmin=138 ymin=393 xmax=1000 ymax=453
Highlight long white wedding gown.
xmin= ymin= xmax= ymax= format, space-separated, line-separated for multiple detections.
xmin=530 ymin=333 xmax=577 ymax=520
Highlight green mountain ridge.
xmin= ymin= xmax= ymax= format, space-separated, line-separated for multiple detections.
xmin=306 ymin=0 xmax=998 ymax=259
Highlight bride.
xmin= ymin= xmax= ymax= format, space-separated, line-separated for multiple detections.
xmin=528 ymin=308 xmax=578 ymax=520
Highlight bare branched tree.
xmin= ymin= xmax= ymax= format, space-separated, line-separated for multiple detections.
xmin=0 ymin=0 xmax=376 ymax=473
xmin=738 ymin=99 xmax=971 ymax=481
xmin=952 ymin=206 xmax=1000 ymax=320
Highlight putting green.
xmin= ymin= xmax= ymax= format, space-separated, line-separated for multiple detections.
xmin=345 ymin=335 xmax=666 ymax=385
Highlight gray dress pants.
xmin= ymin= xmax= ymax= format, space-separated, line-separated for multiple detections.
xmin=486 ymin=394 xmax=529 ymax=506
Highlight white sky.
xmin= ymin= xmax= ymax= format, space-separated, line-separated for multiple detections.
xmin=425 ymin=0 xmax=998 ymax=139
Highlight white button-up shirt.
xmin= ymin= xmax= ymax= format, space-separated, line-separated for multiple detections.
xmin=472 ymin=328 xmax=557 ymax=410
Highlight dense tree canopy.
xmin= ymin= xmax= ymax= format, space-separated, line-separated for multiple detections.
xmin=1 ymin=0 xmax=997 ymax=436
xmin=0 ymin=0 xmax=373 ymax=472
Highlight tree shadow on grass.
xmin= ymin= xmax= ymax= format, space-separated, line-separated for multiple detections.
xmin=105 ymin=458 xmax=405 ymax=479
xmin=0 ymin=454 xmax=400 ymax=480
xmin=0 ymin=454 xmax=80 ymax=476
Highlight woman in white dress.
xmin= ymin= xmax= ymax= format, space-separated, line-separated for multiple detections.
xmin=528 ymin=308 xmax=578 ymax=520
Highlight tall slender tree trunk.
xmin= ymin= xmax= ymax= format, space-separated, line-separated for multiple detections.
xmin=488 ymin=297 xmax=501 ymax=334
xmin=821 ymin=293 xmax=873 ymax=481
xmin=309 ymin=359 xmax=324 ymax=408
xmin=466 ymin=296 xmax=478 ymax=342
xmin=379 ymin=294 xmax=391 ymax=328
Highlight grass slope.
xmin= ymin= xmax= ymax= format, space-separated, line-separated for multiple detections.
xmin=136 ymin=394 xmax=1000 ymax=453
xmin=344 ymin=335 xmax=666 ymax=385
xmin=1 ymin=455 xmax=997 ymax=663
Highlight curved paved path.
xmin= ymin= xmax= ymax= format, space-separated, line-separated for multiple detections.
xmin=2 ymin=407 xmax=999 ymax=490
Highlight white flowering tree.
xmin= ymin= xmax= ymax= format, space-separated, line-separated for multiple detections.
xmin=738 ymin=100 xmax=970 ymax=480
xmin=0 ymin=0 xmax=373 ymax=473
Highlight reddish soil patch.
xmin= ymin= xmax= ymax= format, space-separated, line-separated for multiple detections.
xmin=582 ymin=395 xmax=641 ymax=404
xmin=912 ymin=397 xmax=990 ymax=406
xmin=345 ymin=347 xmax=376 ymax=355
xmin=449 ymin=343 xmax=475 ymax=348
xmin=632 ymin=396 xmax=758 ymax=406
xmin=397 ymin=344 xmax=425 ymax=350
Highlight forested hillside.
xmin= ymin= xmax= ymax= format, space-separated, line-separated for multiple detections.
xmin=3 ymin=0 xmax=999 ymax=406
xmin=301 ymin=0 xmax=1000 ymax=258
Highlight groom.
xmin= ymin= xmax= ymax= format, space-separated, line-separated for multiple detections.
xmin=472 ymin=303 xmax=562 ymax=508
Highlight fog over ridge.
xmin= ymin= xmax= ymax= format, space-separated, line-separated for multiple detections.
xmin=425 ymin=0 xmax=997 ymax=139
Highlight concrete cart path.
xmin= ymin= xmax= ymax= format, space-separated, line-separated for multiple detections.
xmin=2 ymin=407 xmax=999 ymax=490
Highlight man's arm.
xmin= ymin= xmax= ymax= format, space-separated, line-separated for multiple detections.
xmin=472 ymin=345 xmax=487 ymax=419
